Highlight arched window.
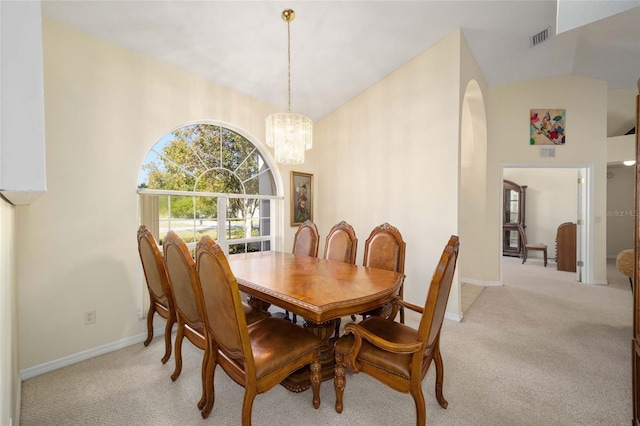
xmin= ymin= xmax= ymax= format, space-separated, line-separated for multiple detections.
xmin=137 ymin=123 xmax=281 ymax=254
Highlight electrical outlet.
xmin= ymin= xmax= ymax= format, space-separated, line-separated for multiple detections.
xmin=84 ymin=309 xmax=96 ymax=325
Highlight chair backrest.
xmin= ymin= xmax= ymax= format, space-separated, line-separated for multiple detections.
xmin=137 ymin=225 xmax=173 ymax=308
xmin=556 ymin=222 xmax=576 ymax=242
xmin=163 ymin=231 xmax=201 ymax=327
xmin=323 ymin=221 xmax=358 ymax=264
xmin=195 ymin=236 xmax=252 ymax=366
xmin=362 ymin=222 xmax=406 ymax=273
xmin=517 ymin=224 xmax=528 ymax=247
xmin=293 ymin=220 xmax=320 ymax=257
xmin=417 ymin=235 xmax=460 ymax=348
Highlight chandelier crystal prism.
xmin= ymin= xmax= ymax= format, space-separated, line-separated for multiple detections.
xmin=265 ymin=9 xmax=313 ymax=165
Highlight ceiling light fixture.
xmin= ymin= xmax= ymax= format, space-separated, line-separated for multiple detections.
xmin=265 ymin=9 xmax=312 ymax=165
xmin=623 ymin=160 xmax=636 ymax=166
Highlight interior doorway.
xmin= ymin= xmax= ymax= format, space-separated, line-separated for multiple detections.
xmin=501 ymin=165 xmax=591 ymax=283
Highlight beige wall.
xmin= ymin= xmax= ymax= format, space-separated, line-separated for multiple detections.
xmin=313 ymin=31 xmax=483 ymax=320
xmin=458 ymin=34 xmax=491 ymax=285
xmin=17 ymin=20 xmax=283 ymax=371
xmin=0 ymin=196 xmax=19 ymax=426
xmin=487 ymin=75 xmax=608 ymax=284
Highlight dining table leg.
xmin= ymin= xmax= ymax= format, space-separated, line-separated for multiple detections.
xmin=246 ymin=295 xmax=271 ymax=312
xmin=279 ymin=318 xmax=338 ymax=393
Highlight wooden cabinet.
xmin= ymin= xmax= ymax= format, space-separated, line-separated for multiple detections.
xmin=503 ymin=180 xmax=527 ymax=257
xmin=555 ymin=222 xmax=576 ymax=272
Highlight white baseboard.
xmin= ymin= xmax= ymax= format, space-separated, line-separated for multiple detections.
xmin=445 ymin=312 xmax=463 ymax=322
xmin=461 ymin=277 xmax=502 ymax=287
xmin=20 ymin=326 xmax=164 ymax=380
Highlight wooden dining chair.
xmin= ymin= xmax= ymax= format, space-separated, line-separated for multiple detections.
xmin=194 ymin=235 xmax=322 ymax=423
xmin=517 ymin=224 xmax=547 ymax=267
xmin=293 ymin=219 xmax=320 ymax=257
xmin=360 ymin=222 xmax=406 ymax=323
xmin=334 ymin=235 xmax=460 ymax=426
xmin=287 ymin=219 xmax=320 ymax=323
xmin=324 ymin=220 xmax=358 ymax=336
xmin=162 ymin=230 xmax=208 ymax=412
xmin=137 ymin=225 xmax=176 ymax=364
xmin=323 ymin=220 xmax=358 ymax=264
xmin=164 ymin=231 xmax=269 ymax=410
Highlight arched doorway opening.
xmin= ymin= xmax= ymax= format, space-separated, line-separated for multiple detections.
xmin=458 ymin=79 xmax=488 ymax=319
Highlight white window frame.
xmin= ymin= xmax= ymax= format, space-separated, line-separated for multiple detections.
xmin=137 ymin=188 xmax=283 ymax=254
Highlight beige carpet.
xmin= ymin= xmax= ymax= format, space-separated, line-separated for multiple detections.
xmin=20 ymin=257 xmax=632 ymax=425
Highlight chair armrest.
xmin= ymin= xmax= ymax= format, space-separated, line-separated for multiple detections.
xmin=342 ymin=322 xmax=422 ymax=372
xmin=397 ymin=298 xmax=423 ymax=314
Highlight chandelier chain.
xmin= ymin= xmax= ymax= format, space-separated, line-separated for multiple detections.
xmin=287 ymin=19 xmax=291 ymax=112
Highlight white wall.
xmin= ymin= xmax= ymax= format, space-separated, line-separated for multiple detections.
xmin=503 ymin=168 xmax=578 ymax=261
xmin=487 ymin=75 xmax=608 ymax=284
xmin=17 ymin=20 xmax=280 ymax=371
xmin=606 ymin=88 xmax=637 ymax=137
xmin=0 ymin=196 xmax=19 ymax=426
xmin=606 ymin=165 xmax=635 ymax=256
xmin=608 ymin=134 xmax=635 ymax=164
xmin=0 ymin=1 xmax=46 ymax=204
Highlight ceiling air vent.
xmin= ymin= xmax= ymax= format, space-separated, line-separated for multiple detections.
xmin=530 ymin=27 xmax=550 ymax=47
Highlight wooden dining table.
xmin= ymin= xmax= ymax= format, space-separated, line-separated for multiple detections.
xmin=227 ymin=250 xmax=405 ymax=392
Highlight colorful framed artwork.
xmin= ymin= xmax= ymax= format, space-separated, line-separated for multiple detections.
xmin=530 ymin=109 xmax=566 ymax=145
xmin=291 ymin=171 xmax=313 ymax=226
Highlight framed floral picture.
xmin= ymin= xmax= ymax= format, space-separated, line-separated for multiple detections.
xmin=530 ymin=109 xmax=566 ymax=145
xmin=291 ymin=171 xmax=313 ymax=226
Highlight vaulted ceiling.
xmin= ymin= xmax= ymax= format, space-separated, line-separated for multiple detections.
xmin=42 ymin=1 xmax=640 ymax=122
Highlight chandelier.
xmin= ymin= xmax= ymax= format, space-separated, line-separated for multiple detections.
xmin=265 ymin=9 xmax=313 ymax=165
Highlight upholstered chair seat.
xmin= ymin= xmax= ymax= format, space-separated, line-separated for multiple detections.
xmin=334 ymin=316 xmax=417 ymax=379
xmin=247 ymin=318 xmax=321 ymax=380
